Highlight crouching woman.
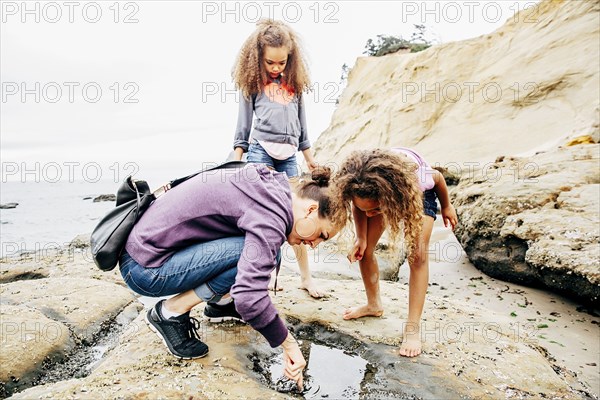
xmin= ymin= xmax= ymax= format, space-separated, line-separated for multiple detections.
xmin=118 ymin=163 xmax=345 ymax=390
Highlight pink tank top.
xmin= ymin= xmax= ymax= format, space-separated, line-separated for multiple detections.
xmin=391 ymin=147 xmax=436 ymax=192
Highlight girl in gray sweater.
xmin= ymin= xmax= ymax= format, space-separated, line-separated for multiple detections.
xmin=231 ymin=19 xmax=325 ymax=298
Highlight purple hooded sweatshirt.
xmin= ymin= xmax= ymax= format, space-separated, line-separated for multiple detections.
xmin=124 ymin=164 xmax=293 ymax=347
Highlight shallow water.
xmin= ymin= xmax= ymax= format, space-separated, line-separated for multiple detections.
xmin=245 ymin=319 xmax=453 ymax=399
xmin=263 ymin=342 xmax=371 ymax=398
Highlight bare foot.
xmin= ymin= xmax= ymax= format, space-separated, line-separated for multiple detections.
xmin=342 ymin=304 xmax=383 ymax=320
xmin=300 ymin=279 xmax=326 ymax=298
xmin=398 ymin=327 xmax=422 ymax=357
xmin=268 ymin=282 xmax=283 ymax=292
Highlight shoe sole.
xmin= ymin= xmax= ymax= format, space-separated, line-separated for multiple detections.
xmin=145 ymin=310 xmax=209 ymax=360
xmin=205 ymin=315 xmax=245 ymax=323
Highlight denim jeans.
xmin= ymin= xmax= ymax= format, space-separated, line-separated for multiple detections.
xmin=119 ymin=237 xmax=245 ymax=303
xmin=247 ymin=141 xmax=299 ymax=178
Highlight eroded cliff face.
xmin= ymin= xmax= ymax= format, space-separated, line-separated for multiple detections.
xmin=314 ymin=0 xmax=600 ymax=304
xmin=314 ymin=0 xmax=599 ymax=166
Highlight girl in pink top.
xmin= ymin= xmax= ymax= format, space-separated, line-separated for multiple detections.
xmin=334 ymin=148 xmax=458 ymax=357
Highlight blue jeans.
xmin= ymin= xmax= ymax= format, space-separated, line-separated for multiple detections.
xmin=247 ymin=141 xmax=299 ymax=178
xmin=119 ymin=237 xmax=245 ymax=303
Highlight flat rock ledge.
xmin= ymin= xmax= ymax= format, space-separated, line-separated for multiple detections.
xmin=0 ymin=246 xmax=135 ymax=397
xmin=8 ymin=277 xmax=589 ymax=399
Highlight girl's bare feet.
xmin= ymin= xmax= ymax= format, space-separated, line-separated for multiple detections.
xmin=342 ymin=304 xmax=383 ymax=320
xmin=398 ymin=324 xmax=422 ymax=357
xmin=300 ymin=278 xmax=326 ymax=298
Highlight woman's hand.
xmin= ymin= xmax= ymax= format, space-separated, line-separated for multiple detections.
xmin=281 ymin=332 xmax=306 ymax=391
xmin=442 ymin=205 xmax=458 ymax=230
xmin=347 ymin=238 xmax=367 ymax=263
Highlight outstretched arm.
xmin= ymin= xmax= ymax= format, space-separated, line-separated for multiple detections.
xmin=294 ymin=244 xmax=325 ymax=298
xmin=348 ymin=203 xmax=368 ymax=262
xmin=297 ymin=96 xmax=317 ymax=171
xmin=432 ymin=170 xmax=458 ymax=230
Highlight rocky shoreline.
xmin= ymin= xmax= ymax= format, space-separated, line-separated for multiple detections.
xmin=1 ymin=231 xmax=598 ymax=399
xmin=453 ymin=144 xmax=600 ymax=307
xmin=2 ymin=3 xmax=599 ymax=395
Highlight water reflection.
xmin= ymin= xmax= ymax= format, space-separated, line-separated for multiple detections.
xmin=267 ymin=340 xmax=373 ymax=399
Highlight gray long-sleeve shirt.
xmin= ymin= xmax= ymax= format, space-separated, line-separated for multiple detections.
xmin=125 ymin=164 xmax=293 ymax=347
xmin=233 ymin=89 xmax=311 ymax=152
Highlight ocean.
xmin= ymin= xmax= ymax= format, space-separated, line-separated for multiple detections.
xmin=0 ymin=180 xmax=121 ymax=258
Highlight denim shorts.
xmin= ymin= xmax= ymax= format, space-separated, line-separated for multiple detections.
xmin=423 ymin=189 xmax=438 ymax=220
xmin=247 ymin=141 xmax=299 ymax=178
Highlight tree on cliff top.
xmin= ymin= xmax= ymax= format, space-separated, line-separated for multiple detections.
xmin=364 ymin=24 xmax=432 ymax=56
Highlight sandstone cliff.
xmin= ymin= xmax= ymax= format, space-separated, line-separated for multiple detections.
xmin=313 ymin=0 xmax=600 ymax=304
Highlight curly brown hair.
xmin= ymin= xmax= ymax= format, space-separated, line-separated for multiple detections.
xmin=333 ymin=149 xmax=424 ymax=258
xmin=292 ymin=167 xmax=347 ymax=234
xmin=232 ymin=19 xmax=311 ymax=99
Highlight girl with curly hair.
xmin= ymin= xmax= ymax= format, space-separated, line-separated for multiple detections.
xmin=231 ymin=19 xmax=324 ymax=298
xmin=334 ymin=148 xmax=458 ymax=357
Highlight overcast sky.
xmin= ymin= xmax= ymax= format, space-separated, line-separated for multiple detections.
xmin=1 ymin=1 xmax=540 ymax=183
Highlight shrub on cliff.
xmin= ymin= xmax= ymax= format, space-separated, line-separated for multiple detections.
xmin=364 ymin=24 xmax=432 ymax=56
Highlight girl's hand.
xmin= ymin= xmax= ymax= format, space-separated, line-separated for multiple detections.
xmin=281 ymin=332 xmax=306 ymax=391
xmin=306 ymin=159 xmax=318 ymax=172
xmin=347 ymin=238 xmax=367 ymax=263
xmin=233 ymin=147 xmax=244 ymax=161
xmin=442 ymin=205 xmax=458 ymax=230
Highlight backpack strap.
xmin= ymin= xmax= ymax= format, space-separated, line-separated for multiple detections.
xmin=153 ymin=161 xmax=248 ymax=197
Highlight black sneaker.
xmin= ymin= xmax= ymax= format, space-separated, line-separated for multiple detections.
xmin=145 ymin=299 xmax=209 ymax=359
xmin=203 ymin=301 xmax=245 ymax=323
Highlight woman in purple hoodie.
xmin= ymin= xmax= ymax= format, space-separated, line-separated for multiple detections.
xmin=119 ymin=163 xmax=346 ymax=391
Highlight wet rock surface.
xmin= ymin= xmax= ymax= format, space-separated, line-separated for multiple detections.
xmin=10 ymin=276 xmax=594 ymax=399
xmin=92 ymin=194 xmax=116 ymax=203
xmin=9 ymin=311 xmax=288 ymax=400
xmin=0 ymin=245 xmax=135 ymax=397
xmin=453 ymin=145 xmax=600 ymax=306
xmin=244 ymin=317 xmax=457 ymax=399
xmin=1 ymin=229 xmax=598 ymax=399
xmin=1 ymin=278 xmax=135 ymax=342
xmin=0 ymin=305 xmax=74 ymax=396
xmin=271 ymin=277 xmax=590 ymax=399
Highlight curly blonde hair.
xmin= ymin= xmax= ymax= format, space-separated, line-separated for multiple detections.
xmin=232 ymin=19 xmax=311 ymax=99
xmin=333 ymin=149 xmax=424 ymax=259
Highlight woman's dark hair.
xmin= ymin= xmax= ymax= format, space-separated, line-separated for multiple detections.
xmin=294 ymin=166 xmax=346 ymax=232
